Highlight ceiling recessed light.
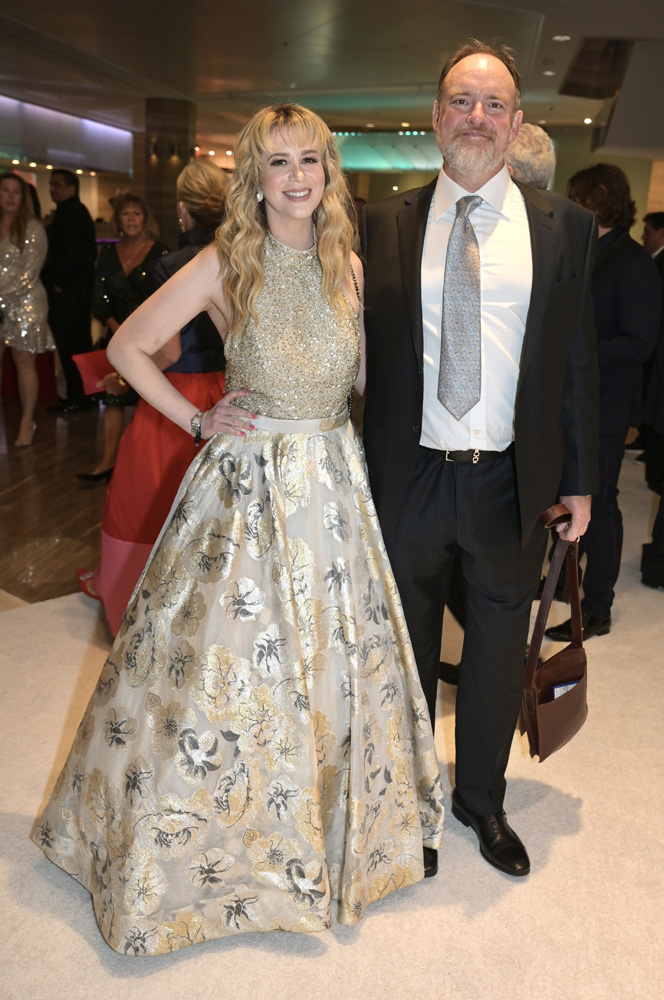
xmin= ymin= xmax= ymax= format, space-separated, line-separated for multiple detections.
xmin=538 ymin=119 xmax=547 ymax=125
xmin=11 ymin=158 xmax=19 ymax=164
xmin=208 ymin=150 xmax=215 ymax=156
xmin=76 ymin=169 xmax=83 ymax=175
xmin=366 ymin=123 xmax=374 ymax=128
xmin=552 ymin=35 xmax=571 ymax=42
xmin=29 ymin=161 xmax=36 ymax=167
xmin=392 ymin=186 xmax=398 ymax=191
xmin=90 ymin=171 xmax=96 ymax=176
xmin=543 ymin=70 xmax=556 ymax=76
xmin=225 ymin=150 xmax=232 ymax=156
xmin=46 ymin=164 xmax=53 ymax=170
xmin=400 ymin=122 xmax=410 ymax=127
xmin=584 ymin=117 xmax=592 ymax=124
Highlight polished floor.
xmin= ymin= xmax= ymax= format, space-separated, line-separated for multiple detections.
xmin=0 ymin=395 xmax=121 ymax=604
xmin=2 ymin=448 xmax=662 ymax=998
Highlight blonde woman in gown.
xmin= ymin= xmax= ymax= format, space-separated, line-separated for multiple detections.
xmin=32 ymin=104 xmax=444 ymax=956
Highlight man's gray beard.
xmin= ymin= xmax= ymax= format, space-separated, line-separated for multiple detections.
xmin=440 ymin=134 xmax=505 ymax=184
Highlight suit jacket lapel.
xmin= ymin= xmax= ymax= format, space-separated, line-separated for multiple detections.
xmin=515 ymin=180 xmax=557 ymax=386
xmin=397 ymin=179 xmax=436 ymax=377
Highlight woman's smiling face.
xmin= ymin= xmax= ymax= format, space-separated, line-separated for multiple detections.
xmin=258 ymin=128 xmax=326 ymax=229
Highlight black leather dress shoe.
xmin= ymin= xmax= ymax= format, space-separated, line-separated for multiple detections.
xmin=642 ymin=576 xmax=664 ymax=590
xmin=451 ymin=790 xmax=530 ymax=876
xmin=423 ymin=846 xmax=438 ymax=878
xmin=545 ymin=612 xmax=611 ymax=642
xmin=439 ymin=660 xmax=459 ymax=685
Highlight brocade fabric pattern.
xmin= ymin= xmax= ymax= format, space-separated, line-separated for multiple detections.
xmin=32 ymin=236 xmax=444 ymax=955
xmin=0 ymin=221 xmax=55 ymax=353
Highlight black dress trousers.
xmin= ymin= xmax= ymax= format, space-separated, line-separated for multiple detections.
xmin=382 ymin=445 xmax=546 ymax=816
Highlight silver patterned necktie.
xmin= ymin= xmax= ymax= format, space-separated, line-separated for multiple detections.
xmin=438 ymin=194 xmax=483 ymax=419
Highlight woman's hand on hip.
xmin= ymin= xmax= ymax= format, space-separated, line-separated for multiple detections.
xmin=201 ymin=390 xmax=257 ymax=439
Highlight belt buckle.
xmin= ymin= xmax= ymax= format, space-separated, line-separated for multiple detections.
xmin=472 ymin=449 xmax=480 ymax=464
xmin=445 ymin=450 xmax=454 ymax=463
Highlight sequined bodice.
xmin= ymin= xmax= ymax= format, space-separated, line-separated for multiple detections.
xmin=224 ymin=233 xmax=359 ymax=419
xmin=0 ymin=220 xmax=52 ymax=353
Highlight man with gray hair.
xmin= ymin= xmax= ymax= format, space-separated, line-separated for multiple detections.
xmin=505 ymin=122 xmax=555 ymax=190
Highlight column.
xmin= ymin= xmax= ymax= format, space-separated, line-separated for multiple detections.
xmin=145 ymin=98 xmax=197 ymax=251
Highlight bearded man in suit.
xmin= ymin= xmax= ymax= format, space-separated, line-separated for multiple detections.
xmin=361 ymin=40 xmax=599 ymax=877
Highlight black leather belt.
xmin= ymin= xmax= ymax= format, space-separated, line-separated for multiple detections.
xmin=444 ymin=444 xmax=513 ymax=464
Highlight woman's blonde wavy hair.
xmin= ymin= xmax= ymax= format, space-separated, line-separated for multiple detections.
xmin=177 ymin=161 xmax=228 ymax=228
xmin=215 ymin=103 xmax=355 ymax=331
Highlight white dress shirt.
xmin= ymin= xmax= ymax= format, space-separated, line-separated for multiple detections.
xmin=420 ymin=165 xmax=533 ymax=451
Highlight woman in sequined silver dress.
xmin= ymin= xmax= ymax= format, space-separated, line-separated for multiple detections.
xmin=32 ymin=104 xmax=444 ymax=955
xmin=0 ymin=172 xmax=54 ymax=446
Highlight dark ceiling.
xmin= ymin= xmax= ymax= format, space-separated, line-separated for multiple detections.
xmin=0 ymin=0 xmax=662 ymax=151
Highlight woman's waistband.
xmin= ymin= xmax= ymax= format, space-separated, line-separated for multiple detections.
xmin=248 ymin=409 xmax=349 ymax=434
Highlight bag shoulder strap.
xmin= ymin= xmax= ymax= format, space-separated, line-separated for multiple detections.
xmin=524 ymin=534 xmax=584 ymax=692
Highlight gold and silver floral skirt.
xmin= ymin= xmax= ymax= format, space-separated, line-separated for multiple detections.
xmin=32 ymin=411 xmax=444 ymax=955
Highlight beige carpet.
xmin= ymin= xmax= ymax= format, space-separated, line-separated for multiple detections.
xmin=2 ymin=454 xmax=662 ymax=1000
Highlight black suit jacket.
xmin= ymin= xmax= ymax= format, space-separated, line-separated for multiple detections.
xmin=654 ymin=247 xmax=664 ymax=281
xmin=42 ymin=196 xmax=97 ymax=307
xmin=361 ymin=177 xmax=600 ymax=543
xmin=644 ymin=248 xmax=664 ymax=435
xmin=591 ymin=230 xmax=661 ymax=434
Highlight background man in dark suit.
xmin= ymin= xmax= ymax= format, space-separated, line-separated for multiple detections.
xmin=641 ymin=212 xmax=664 ymax=586
xmin=545 ymin=166 xmax=661 ymax=643
xmin=642 ymin=212 xmax=664 ymax=274
xmin=361 ymin=39 xmax=599 ymax=877
xmin=42 ymin=169 xmax=97 ymax=412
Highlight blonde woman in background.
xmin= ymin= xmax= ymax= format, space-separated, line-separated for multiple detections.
xmin=0 ymin=171 xmax=55 ymax=446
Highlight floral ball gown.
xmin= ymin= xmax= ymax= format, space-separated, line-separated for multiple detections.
xmin=32 ymin=234 xmax=444 ymax=955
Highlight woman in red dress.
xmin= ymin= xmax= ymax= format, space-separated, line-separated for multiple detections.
xmin=80 ymin=162 xmax=229 ymax=633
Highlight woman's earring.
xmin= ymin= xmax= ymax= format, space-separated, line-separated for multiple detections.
xmin=178 ymin=217 xmax=185 ymax=232
xmin=256 ymin=189 xmax=264 ymax=202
